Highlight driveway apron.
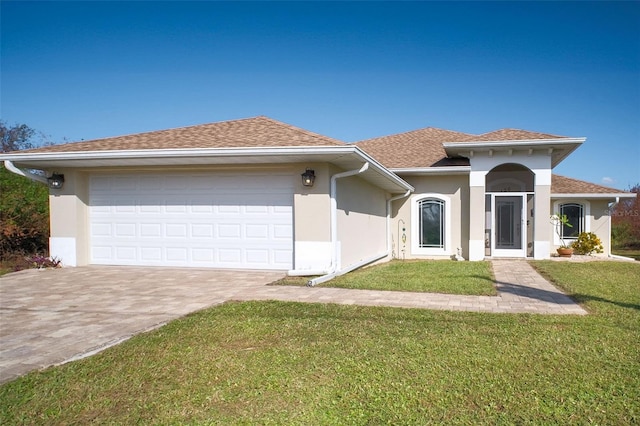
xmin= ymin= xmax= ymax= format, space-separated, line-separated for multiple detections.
xmin=0 ymin=260 xmax=586 ymax=384
xmin=0 ymin=266 xmax=283 ymax=384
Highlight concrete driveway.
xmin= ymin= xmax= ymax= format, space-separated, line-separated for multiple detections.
xmin=0 ymin=266 xmax=284 ymax=384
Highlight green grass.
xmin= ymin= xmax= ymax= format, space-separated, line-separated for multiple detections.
xmin=611 ymin=248 xmax=640 ymax=260
xmin=1 ymin=262 xmax=639 ymax=424
xmin=273 ymin=259 xmax=497 ymax=296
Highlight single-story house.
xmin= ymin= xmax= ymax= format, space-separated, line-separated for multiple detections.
xmin=2 ymin=116 xmax=635 ymax=281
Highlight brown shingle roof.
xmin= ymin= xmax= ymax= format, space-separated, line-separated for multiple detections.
xmin=551 ymin=174 xmax=629 ymax=194
xmin=355 ymin=126 xmax=570 ymax=168
xmin=355 ymin=127 xmax=474 ymax=168
xmin=14 ymin=116 xmax=345 ymax=153
xmin=460 ymin=128 xmax=565 ymax=142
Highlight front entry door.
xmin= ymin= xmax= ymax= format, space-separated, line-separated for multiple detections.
xmin=492 ymin=195 xmax=526 ymax=257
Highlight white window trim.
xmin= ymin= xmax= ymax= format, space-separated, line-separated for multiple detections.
xmin=552 ymin=200 xmax=590 ymax=245
xmin=411 ymin=194 xmax=452 ymax=256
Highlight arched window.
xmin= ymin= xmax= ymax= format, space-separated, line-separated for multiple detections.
xmin=559 ymin=203 xmax=584 ymax=239
xmin=411 ymin=194 xmax=451 ymax=255
xmin=419 ymin=198 xmax=445 ymax=248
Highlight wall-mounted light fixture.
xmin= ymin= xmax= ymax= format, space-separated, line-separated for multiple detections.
xmin=301 ymin=169 xmax=315 ymax=187
xmin=47 ymin=173 xmax=65 ymax=189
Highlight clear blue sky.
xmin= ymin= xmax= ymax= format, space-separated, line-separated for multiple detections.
xmin=2 ymin=1 xmax=639 ymax=188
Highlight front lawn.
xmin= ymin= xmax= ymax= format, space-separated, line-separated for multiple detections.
xmin=1 ymin=261 xmax=639 ymax=424
xmin=273 ymin=259 xmax=497 ymax=295
xmin=611 ymin=248 xmax=640 ymax=261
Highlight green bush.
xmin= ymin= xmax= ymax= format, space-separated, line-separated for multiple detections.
xmin=0 ymin=167 xmax=50 ymax=259
xmin=571 ymin=232 xmax=604 ymax=255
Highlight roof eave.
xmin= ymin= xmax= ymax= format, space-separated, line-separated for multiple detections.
xmin=1 ymin=146 xmax=414 ymax=194
xmin=551 ymin=193 xmax=636 ymax=199
xmin=443 ymin=138 xmax=585 ymax=168
xmin=391 ymin=166 xmax=471 ymax=175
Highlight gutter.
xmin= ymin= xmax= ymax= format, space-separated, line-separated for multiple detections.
xmin=307 ymin=162 xmax=369 ymax=286
xmin=552 ymin=193 xmax=636 ymax=199
xmin=3 ymin=160 xmax=48 ymax=184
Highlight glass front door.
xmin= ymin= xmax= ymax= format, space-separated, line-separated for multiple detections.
xmin=492 ymin=195 xmax=526 ymax=257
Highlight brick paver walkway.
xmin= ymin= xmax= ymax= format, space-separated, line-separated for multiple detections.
xmin=0 ymin=260 xmax=585 ymax=383
xmin=234 ymin=260 xmax=587 ymax=315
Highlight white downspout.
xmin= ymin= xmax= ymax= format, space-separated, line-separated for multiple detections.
xmin=387 ymin=190 xmax=411 ymax=257
xmin=608 ymin=197 xmax=620 ymax=259
xmin=307 ymin=162 xmax=369 ymax=286
xmin=3 ymin=160 xmax=48 ymax=184
xmin=607 ymin=197 xmax=633 ymax=261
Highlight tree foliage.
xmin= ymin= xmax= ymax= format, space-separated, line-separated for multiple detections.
xmin=0 ymin=121 xmax=50 ymax=259
xmin=610 ymin=184 xmax=640 ymax=249
xmin=1 ymin=120 xmax=37 ymax=152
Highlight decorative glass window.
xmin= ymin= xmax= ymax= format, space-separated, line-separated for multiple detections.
xmin=560 ymin=203 xmax=584 ymax=239
xmin=418 ymin=198 xmax=445 ymax=249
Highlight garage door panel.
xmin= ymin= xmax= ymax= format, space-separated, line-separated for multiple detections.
xmin=89 ymin=173 xmax=293 ymax=269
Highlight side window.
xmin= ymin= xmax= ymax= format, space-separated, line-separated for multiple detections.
xmin=411 ymin=194 xmax=450 ymax=255
xmin=560 ymin=203 xmax=584 ymax=239
xmin=419 ymin=198 xmax=445 ymax=248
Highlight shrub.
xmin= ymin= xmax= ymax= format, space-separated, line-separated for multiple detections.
xmin=0 ymin=167 xmax=50 ymax=259
xmin=571 ymin=232 xmax=604 ymax=255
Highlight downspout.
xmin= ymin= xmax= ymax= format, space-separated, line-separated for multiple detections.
xmin=4 ymin=160 xmax=48 ymax=184
xmin=608 ymin=197 xmax=619 ymax=259
xmin=387 ymin=190 xmax=411 ymax=257
xmin=307 ymin=162 xmax=369 ymax=286
xmin=607 ymin=197 xmax=634 ymax=261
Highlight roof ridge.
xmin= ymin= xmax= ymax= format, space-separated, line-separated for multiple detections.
xmin=256 ymin=116 xmax=346 ymax=145
xmin=355 ymin=126 xmax=476 ymax=144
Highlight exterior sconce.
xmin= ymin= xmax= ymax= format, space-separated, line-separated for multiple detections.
xmin=47 ymin=173 xmax=65 ymax=189
xmin=301 ymin=169 xmax=316 ymax=187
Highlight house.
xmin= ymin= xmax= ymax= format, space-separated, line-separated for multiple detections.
xmin=1 ymin=116 xmax=635 ymax=281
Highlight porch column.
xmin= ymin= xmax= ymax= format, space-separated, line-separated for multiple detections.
xmin=533 ymin=169 xmax=551 ymax=259
xmin=468 ymin=170 xmax=486 ymax=261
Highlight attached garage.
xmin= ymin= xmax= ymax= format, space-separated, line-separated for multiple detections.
xmin=89 ymin=172 xmax=294 ymax=270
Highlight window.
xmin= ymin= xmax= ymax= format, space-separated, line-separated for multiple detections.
xmin=419 ymin=199 xmax=445 ymax=248
xmin=411 ymin=194 xmax=451 ymax=255
xmin=560 ymin=203 xmax=584 ymax=239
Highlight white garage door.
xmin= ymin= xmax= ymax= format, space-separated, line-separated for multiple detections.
xmin=89 ymin=172 xmax=293 ymax=270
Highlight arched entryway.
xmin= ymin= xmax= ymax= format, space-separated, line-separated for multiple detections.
xmin=485 ymin=164 xmax=535 ymax=258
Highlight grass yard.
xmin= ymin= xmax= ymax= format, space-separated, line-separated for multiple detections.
xmin=273 ymin=259 xmax=497 ymax=295
xmin=1 ymin=262 xmax=639 ymax=424
xmin=611 ymin=248 xmax=640 ymax=261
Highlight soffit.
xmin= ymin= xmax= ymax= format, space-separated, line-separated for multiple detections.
xmin=2 ymin=147 xmax=413 ymax=194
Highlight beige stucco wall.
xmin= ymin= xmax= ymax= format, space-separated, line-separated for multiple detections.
xmin=335 ymin=173 xmax=388 ymax=269
xmin=292 ymin=163 xmax=333 ymax=271
xmin=392 ymin=174 xmax=469 ymax=260
xmin=549 ymin=199 xmax=613 ymax=256
xmin=48 ymin=169 xmax=90 ymax=266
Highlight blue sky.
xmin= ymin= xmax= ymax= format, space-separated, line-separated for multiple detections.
xmin=2 ymin=1 xmax=639 ymax=188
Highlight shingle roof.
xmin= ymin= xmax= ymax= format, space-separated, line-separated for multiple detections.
xmin=15 ymin=116 xmax=345 ymax=153
xmin=355 ymin=127 xmax=475 ymax=168
xmin=551 ymin=174 xmax=628 ymax=194
xmin=460 ymin=128 xmax=564 ymax=142
xmin=355 ymin=126 xmax=569 ymax=168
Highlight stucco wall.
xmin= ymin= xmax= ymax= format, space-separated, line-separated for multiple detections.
xmin=48 ymin=170 xmax=90 ymax=266
xmin=392 ymin=174 xmax=468 ymax=260
xmin=292 ymin=163 xmax=332 ymax=271
xmin=335 ymin=174 xmax=388 ymax=269
xmin=550 ymin=199 xmax=613 ymax=256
